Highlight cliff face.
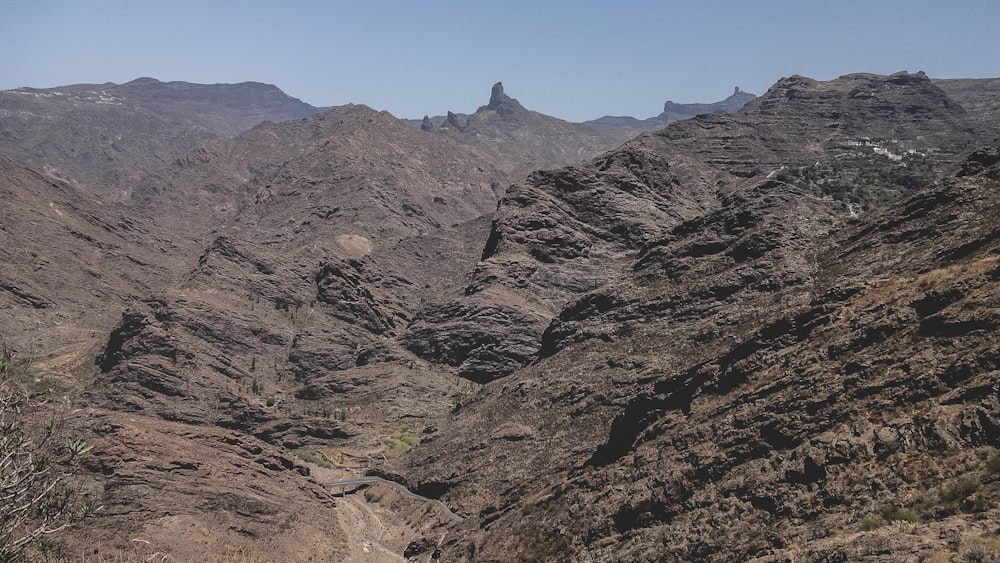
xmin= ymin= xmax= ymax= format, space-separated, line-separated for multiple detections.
xmin=389 ymin=75 xmax=1000 ymax=561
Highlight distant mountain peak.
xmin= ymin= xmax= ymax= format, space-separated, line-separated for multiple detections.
xmin=488 ymin=82 xmax=512 ymax=108
xmin=480 ymin=81 xmax=527 ymax=121
xmin=662 ymin=87 xmax=757 ymax=115
xmin=126 ymin=76 xmax=161 ymax=85
xmin=444 ymin=110 xmax=465 ymax=132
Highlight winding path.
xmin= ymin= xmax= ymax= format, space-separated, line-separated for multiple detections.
xmin=325 ymin=477 xmax=464 ymax=523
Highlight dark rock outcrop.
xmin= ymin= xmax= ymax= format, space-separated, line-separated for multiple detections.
xmin=480 ymin=81 xmax=527 ymax=122
xmin=402 ymin=302 xmax=549 ymax=383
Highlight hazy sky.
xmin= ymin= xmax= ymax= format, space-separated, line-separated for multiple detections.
xmin=2 ymin=0 xmax=998 ymax=122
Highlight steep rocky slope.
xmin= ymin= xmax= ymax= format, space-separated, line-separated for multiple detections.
xmin=388 ymin=76 xmax=1000 ymax=561
xmin=0 ymin=156 xmax=180 ymax=370
xmin=88 ymin=102 xmax=510 ymax=417
xmin=0 ymin=78 xmax=318 ymax=196
xmin=935 ymin=77 xmax=1000 ymax=131
xmin=132 ymin=103 xmax=507 ymax=246
xmin=402 ymin=152 xmax=1000 ymax=561
xmin=398 ymin=71 xmax=988 ymax=388
xmin=401 ymin=136 xmax=734 ymax=382
xmin=5 ymin=70 xmax=1000 ymax=561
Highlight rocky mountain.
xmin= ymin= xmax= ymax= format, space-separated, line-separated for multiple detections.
xmin=14 ymin=102 xmax=512 ymax=559
xmin=660 ymin=72 xmax=984 ymax=178
xmin=584 ymin=86 xmax=758 ymax=139
xmin=2 ymin=70 xmax=1000 ymax=561
xmin=935 ymin=77 xmax=1000 ymax=131
xmin=0 ymin=78 xmax=319 ymax=197
xmin=109 ymin=77 xmax=319 ymax=135
xmin=89 ymin=102 xmax=511 ymax=422
xmin=412 ymin=83 xmax=627 ymax=178
xmin=0 ymin=155 xmax=181 ymax=358
xmin=395 ymin=144 xmax=1000 ymax=562
xmin=130 ymin=102 xmax=508 ymax=246
xmin=398 ymin=71 xmax=988 ymax=389
xmin=385 ymin=72 xmax=1000 ymax=561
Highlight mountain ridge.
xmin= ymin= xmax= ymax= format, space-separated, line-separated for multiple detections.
xmin=2 ymin=70 xmax=999 ymax=561
xmin=413 ymin=82 xmax=627 ymax=179
xmin=0 ymin=78 xmax=321 ymax=196
xmin=583 ymin=86 xmax=758 ymax=137
xmin=387 ymin=72 xmax=1000 ymax=561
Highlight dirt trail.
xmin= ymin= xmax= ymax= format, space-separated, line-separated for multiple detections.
xmin=335 ymin=493 xmax=413 ymax=563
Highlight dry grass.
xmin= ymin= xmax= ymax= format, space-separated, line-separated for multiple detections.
xmin=62 ymin=543 xmax=275 ymax=562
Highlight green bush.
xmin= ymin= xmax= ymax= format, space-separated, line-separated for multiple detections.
xmin=382 ymin=426 xmax=421 ymax=459
xmin=860 ymin=516 xmax=883 ymax=531
xmin=288 ymin=448 xmax=332 ymax=469
xmin=880 ymin=505 xmax=919 ymax=523
xmin=986 ymin=453 xmax=1000 ymax=475
xmin=774 ymin=149 xmax=938 ymax=212
xmin=940 ymin=476 xmax=981 ymax=502
xmin=0 ymin=337 xmax=85 ymax=559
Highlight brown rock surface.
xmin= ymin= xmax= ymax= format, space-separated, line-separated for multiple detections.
xmin=389 ymin=75 xmax=1000 ymax=562
xmin=4 ymin=70 xmax=1000 ymax=561
xmin=0 ymin=155 xmax=184 ymax=385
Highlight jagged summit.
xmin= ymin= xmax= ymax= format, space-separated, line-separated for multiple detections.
xmin=478 ymin=80 xmax=528 ymax=121
xmin=487 ymin=81 xmax=513 ymax=108
xmin=444 ymin=110 xmax=465 ymax=131
xmin=409 ymin=81 xmax=621 ymax=178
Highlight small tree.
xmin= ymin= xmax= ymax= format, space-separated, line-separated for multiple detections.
xmin=0 ymin=337 xmax=78 ymax=561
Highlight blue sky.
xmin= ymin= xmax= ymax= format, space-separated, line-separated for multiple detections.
xmin=2 ymin=0 xmax=998 ymax=122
